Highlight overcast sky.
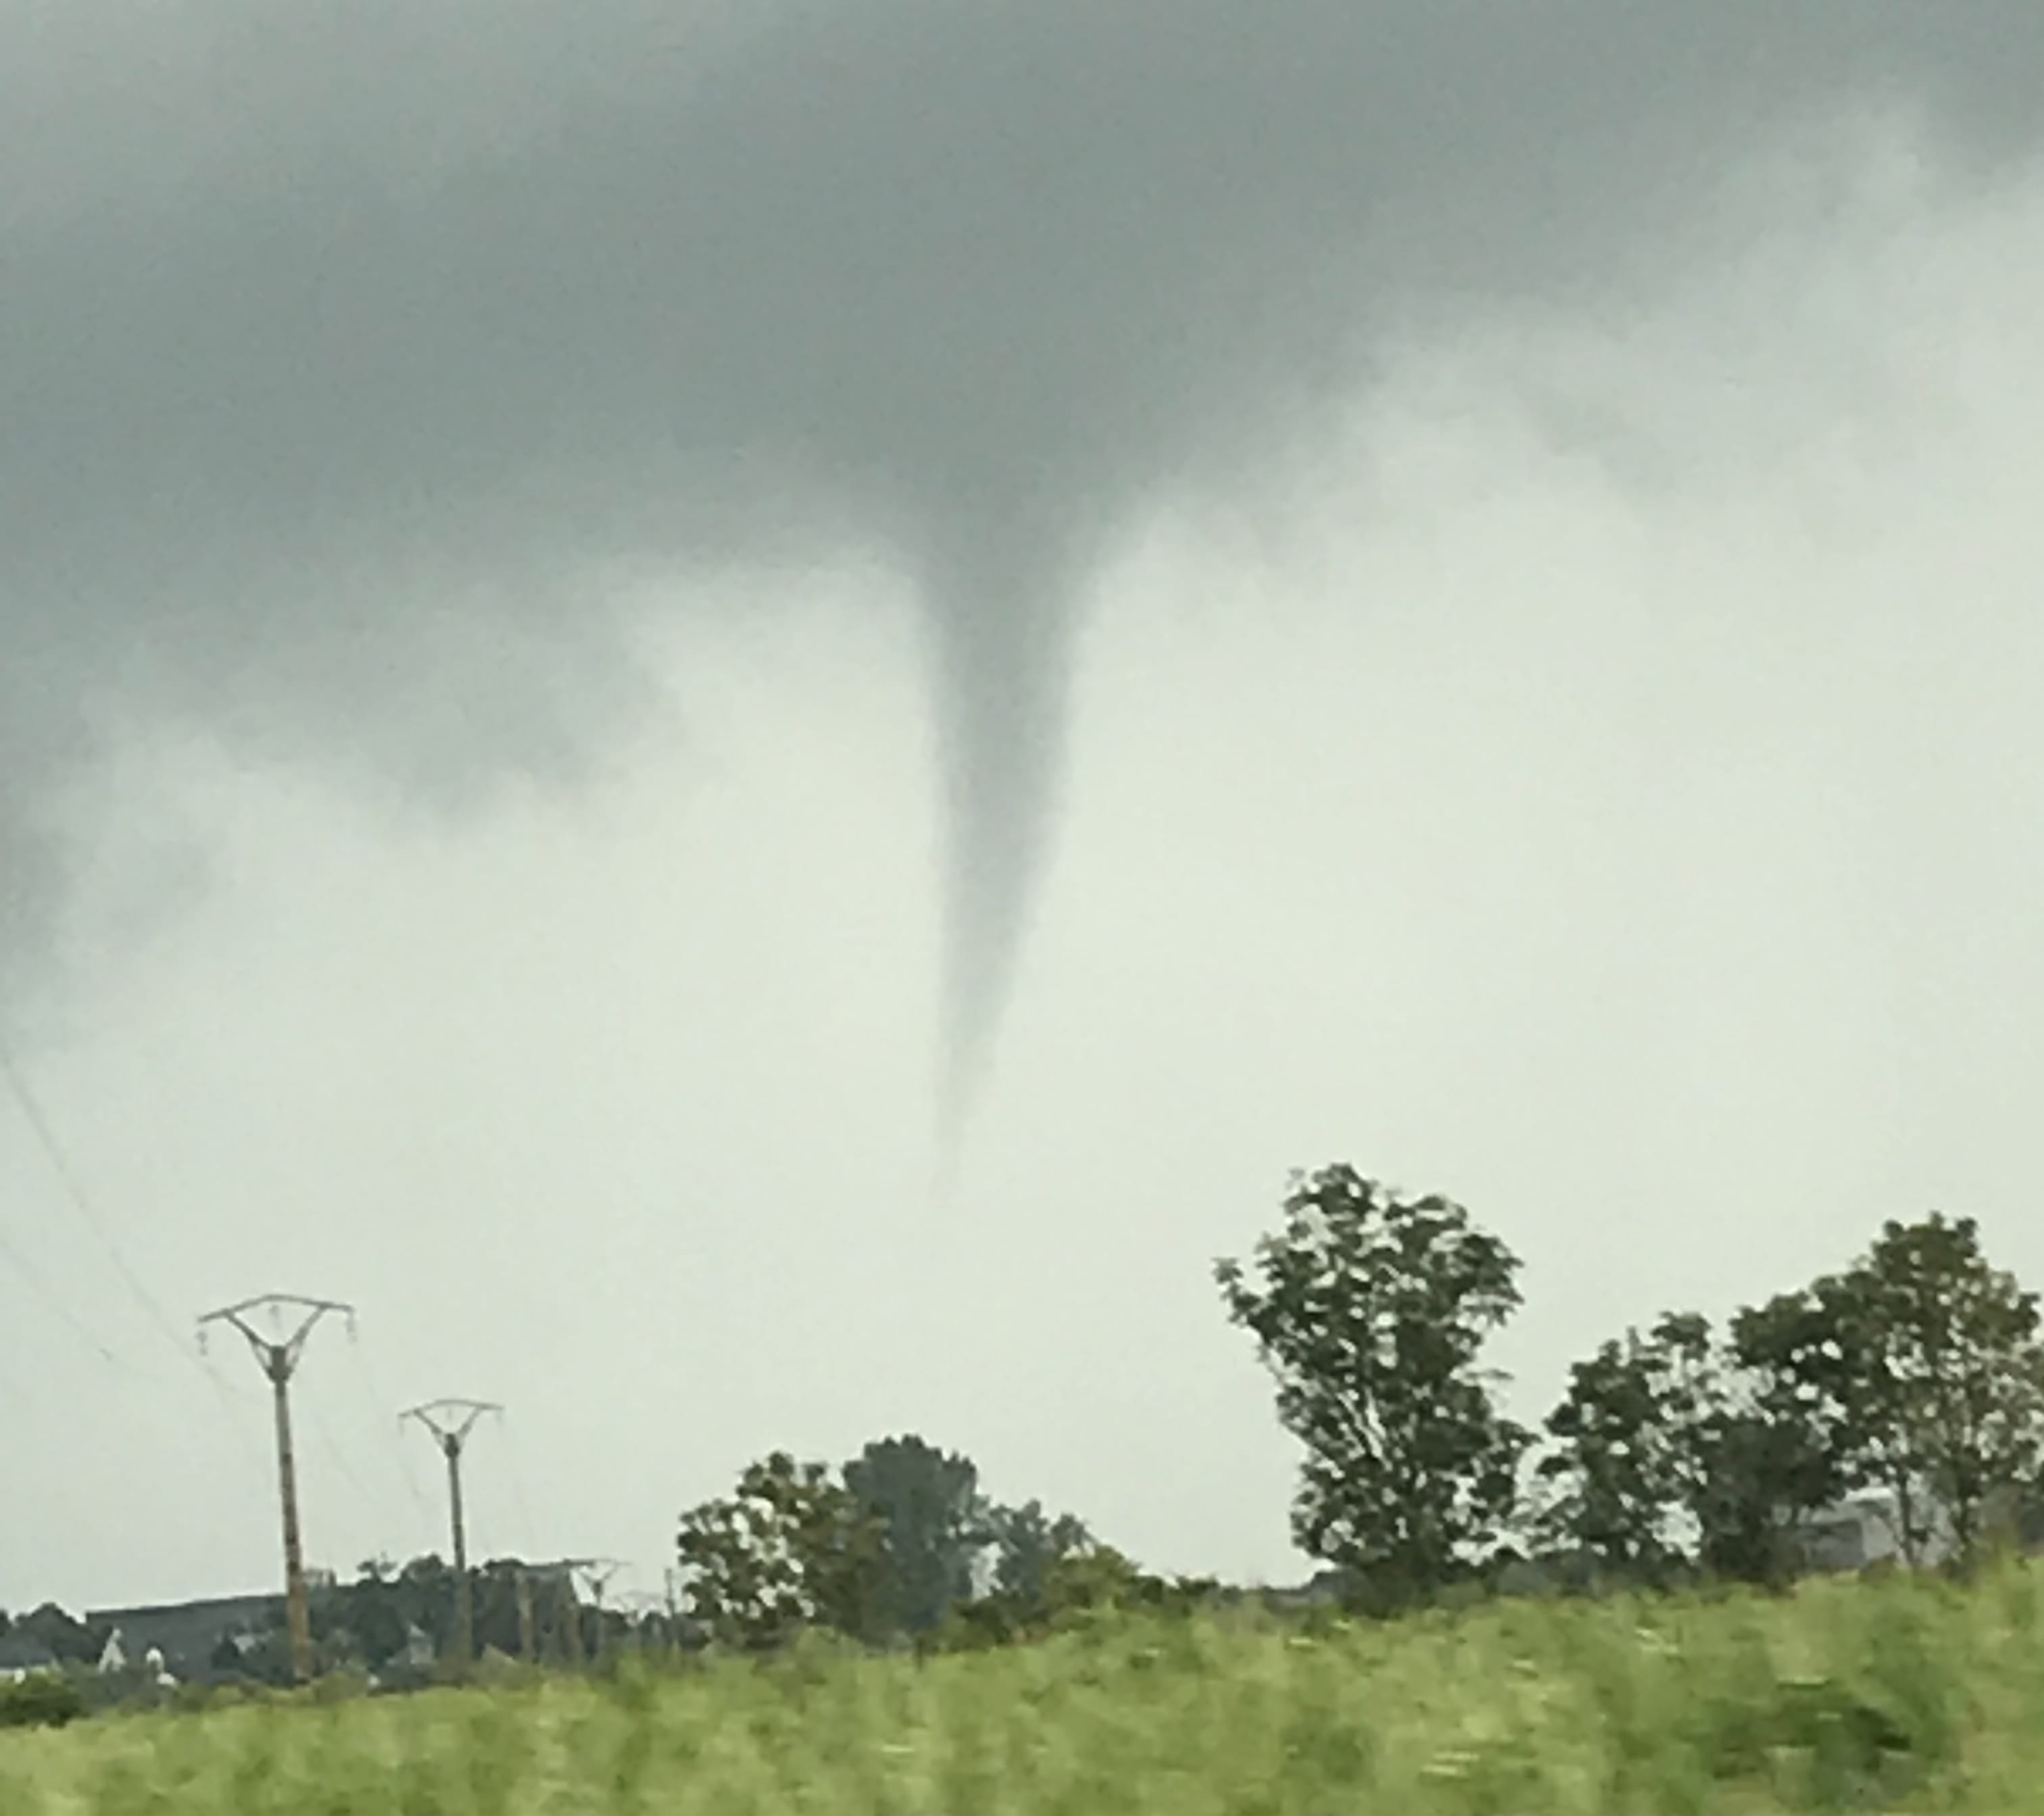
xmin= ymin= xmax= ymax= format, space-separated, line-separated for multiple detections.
xmin=4 ymin=1 xmax=2044 ymax=1616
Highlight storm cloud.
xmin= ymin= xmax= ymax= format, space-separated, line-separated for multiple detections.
xmin=6 ymin=1 xmax=2043 ymax=1134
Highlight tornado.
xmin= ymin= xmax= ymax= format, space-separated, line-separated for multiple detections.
xmin=4 ymin=0 xmax=2044 ymax=1160
xmin=919 ymin=500 xmax=1096 ymax=1162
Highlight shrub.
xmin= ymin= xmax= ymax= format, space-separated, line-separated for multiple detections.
xmin=0 ymin=1671 xmax=85 ymax=1730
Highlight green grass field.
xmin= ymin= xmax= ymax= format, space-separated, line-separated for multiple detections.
xmin=5 ymin=1562 xmax=2042 ymax=1813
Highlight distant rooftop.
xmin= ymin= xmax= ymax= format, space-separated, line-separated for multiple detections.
xmin=85 ymin=1592 xmax=285 ymax=1682
xmin=0 ymin=1631 xmax=62 ymax=1674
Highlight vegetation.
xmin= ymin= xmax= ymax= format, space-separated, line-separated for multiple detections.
xmin=6 ymin=1562 xmax=2044 ymax=1811
xmin=843 ymin=1436 xmax=990 ymax=1638
xmin=1212 ymin=1181 xmax=2044 ymax=1610
xmin=0 ymin=1673 xmax=82 ymax=1733
xmin=312 ymin=1552 xmax=614 ymax=1679
xmin=1215 ymin=1166 xmax=1533 ymax=1611
xmin=7 ymin=1162 xmax=2044 ymax=1808
xmin=672 ymin=1437 xmax=1117 ymax=1654
xmin=675 ymin=1450 xmax=892 ymax=1652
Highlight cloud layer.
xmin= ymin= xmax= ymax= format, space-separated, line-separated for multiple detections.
xmin=6 ymin=0 xmax=2043 ymax=1130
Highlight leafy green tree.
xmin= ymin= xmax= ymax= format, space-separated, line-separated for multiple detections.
xmin=676 ymin=1479 xmax=804 ymax=1651
xmin=1538 ymin=1295 xmax=1855 ymax=1590
xmin=1711 ymin=1286 xmax=1867 ymax=1579
xmin=1216 ymin=1166 xmax=1532 ymax=1608
xmin=921 ymin=1498 xmax=1102 ymax=1649
xmin=842 ymin=1435 xmax=988 ymax=1639
xmin=676 ymin=1452 xmax=889 ymax=1650
xmin=1709 ymin=1218 xmax=2044 ymax=1572
xmin=1829 ymin=1214 xmax=2044 ymax=1563
xmin=1535 ymin=1312 xmax=1718 ymax=1587
xmin=1684 ymin=1406 xmax=1840 ymax=1588
xmin=0 ymin=1673 xmax=84 ymax=1730
xmin=1036 ymin=1544 xmax=1150 ymax=1618
xmin=932 ymin=1535 xmax=1217 ymax=1650
xmin=981 ymin=1498 xmax=1093 ymax=1601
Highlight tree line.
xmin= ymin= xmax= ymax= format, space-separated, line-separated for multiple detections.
xmin=11 ymin=1164 xmax=2043 ymax=1687
xmin=668 ymin=1437 xmax=1219 ymax=1656
xmin=668 ymin=1166 xmax=2044 ymax=1648
xmin=1217 ymin=1166 xmax=2044 ymax=1611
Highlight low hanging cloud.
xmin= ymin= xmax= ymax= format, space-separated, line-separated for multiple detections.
xmin=5 ymin=0 xmax=2043 ymax=1137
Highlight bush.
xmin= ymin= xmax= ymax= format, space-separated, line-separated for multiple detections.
xmin=309 ymin=1667 xmax=373 ymax=1706
xmin=0 ymin=1671 xmax=85 ymax=1729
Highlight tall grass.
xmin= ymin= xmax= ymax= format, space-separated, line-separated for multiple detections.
xmin=3 ymin=1560 xmax=2041 ymax=1813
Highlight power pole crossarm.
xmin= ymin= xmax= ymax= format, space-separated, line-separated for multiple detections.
xmin=198 ymin=1293 xmax=356 ymax=1685
xmin=403 ymin=1398 xmax=502 ymax=1671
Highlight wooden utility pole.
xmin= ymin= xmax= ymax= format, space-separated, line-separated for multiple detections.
xmin=402 ymin=1397 xmax=502 ymax=1671
xmin=199 ymin=1293 xmax=355 ymax=1684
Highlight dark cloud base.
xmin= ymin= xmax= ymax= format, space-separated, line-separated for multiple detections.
xmin=5 ymin=0 xmax=2043 ymax=1140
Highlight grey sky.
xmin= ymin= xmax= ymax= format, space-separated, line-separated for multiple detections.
xmin=3 ymin=3 xmax=2044 ymax=1611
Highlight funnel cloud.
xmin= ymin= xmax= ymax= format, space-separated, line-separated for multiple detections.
xmin=5 ymin=1 xmax=2044 ymax=1139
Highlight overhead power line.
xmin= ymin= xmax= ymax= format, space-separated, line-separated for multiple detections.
xmin=0 ymin=1030 xmax=268 ymax=1462
xmin=0 ymin=1036 xmax=188 ymax=1345
xmin=0 ymin=1207 xmax=135 ymax=1371
xmin=346 ymin=1332 xmax=435 ymax=1525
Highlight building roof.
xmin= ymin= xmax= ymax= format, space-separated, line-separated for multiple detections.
xmin=0 ymin=1631 xmax=62 ymax=1673
xmin=87 ymin=1594 xmax=283 ymax=1679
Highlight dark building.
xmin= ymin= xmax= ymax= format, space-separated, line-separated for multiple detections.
xmin=87 ymin=1594 xmax=283 ymax=1685
xmin=0 ymin=1631 xmax=63 ymax=1681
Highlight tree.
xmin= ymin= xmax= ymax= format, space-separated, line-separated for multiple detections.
xmin=921 ymin=1497 xmax=1109 ymax=1650
xmin=1534 ymin=1312 xmax=1717 ymax=1587
xmin=1685 ymin=1408 xmax=1839 ymax=1589
xmin=842 ymin=1435 xmax=989 ymax=1640
xmin=675 ymin=1452 xmax=889 ymax=1651
xmin=1530 ymin=1306 xmax=1833 ymax=1591
xmin=1215 ymin=1166 xmax=1532 ymax=1607
xmin=930 ymin=1533 xmax=1213 ymax=1650
xmin=310 ymin=1558 xmax=427 ymax=1673
xmin=1709 ymin=1218 xmax=2044 ymax=1572
xmin=1034 ymin=1544 xmax=1149 ymax=1619
xmin=980 ymin=1498 xmax=1093 ymax=1601
xmin=1705 ymin=1285 xmax=1868 ymax=1581
xmin=0 ymin=1673 xmax=83 ymax=1731
xmin=297 ymin=1552 xmax=581 ymax=1677
xmin=11 ymin=1603 xmax=104 ymax=1667
xmin=1829 ymin=1214 xmax=2044 ymax=1564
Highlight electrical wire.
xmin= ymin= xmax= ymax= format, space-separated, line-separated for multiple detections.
xmin=0 ymin=1206 xmax=139 ymax=1373
xmin=193 ymin=1342 xmax=273 ymax=1481
xmin=0 ymin=1029 xmax=266 ymax=1465
xmin=354 ymin=1338 xmax=435 ymax=1519
xmin=304 ymin=1398 xmax=385 ymax=1521
xmin=0 ymin=1035 xmax=200 ymax=1352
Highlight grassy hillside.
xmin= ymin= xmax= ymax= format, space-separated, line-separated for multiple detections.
xmin=4 ymin=1561 xmax=2042 ymax=1813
